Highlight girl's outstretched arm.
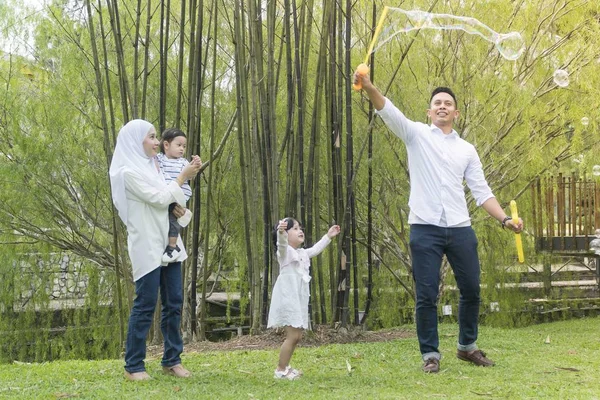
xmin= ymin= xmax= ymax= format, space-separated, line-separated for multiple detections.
xmin=306 ymin=225 xmax=341 ymax=258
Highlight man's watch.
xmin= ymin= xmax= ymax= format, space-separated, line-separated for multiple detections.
xmin=501 ymin=216 xmax=512 ymax=228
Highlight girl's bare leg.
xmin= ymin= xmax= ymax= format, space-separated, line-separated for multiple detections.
xmin=277 ymin=326 xmax=303 ymax=371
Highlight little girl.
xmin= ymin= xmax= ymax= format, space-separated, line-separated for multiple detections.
xmin=156 ymin=128 xmax=201 ymax=263
xmin=267 ymin=218 xmax=341 ymax=380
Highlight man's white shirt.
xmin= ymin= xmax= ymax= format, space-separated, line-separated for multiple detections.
xmin=377 ymin=97 xmax=494 ymax=227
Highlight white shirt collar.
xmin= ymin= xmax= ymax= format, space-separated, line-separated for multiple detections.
xmin=430 ymin=124 xmax=459 ymax=139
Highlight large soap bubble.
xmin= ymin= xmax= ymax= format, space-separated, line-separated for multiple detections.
xmin=494 ymin=32 xmax=526 ymax=61
xmin=593 ymin=165 xmax=600 ymax=176
xmin=581 ymin=117 xmax=590 ymax=127
xmin=372 ymin=8 xmax=525 ymax=61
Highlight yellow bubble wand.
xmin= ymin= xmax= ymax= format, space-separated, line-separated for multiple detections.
xmin=510 ymin=200 xmax=524 ymax=263
xmin=353 ymin=6 xmax=390 ymax=91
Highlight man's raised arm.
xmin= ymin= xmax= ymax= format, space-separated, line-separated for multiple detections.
xmin=353 ymin=70 xmax=386 ymax=110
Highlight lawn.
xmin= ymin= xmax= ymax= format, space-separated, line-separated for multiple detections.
xmin=1 ymin=318 xmax=599 ymax=399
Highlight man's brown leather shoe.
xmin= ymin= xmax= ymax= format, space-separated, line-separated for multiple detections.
xmin=124 ymin=371 xmax=151 ymax=381
xmin=163 ymin=364 xmax=191 ymax=378
xmin=422 ymin=358 xmax=440 ymax=373
xmin=456 ymin=349 xmax=495 ymax=366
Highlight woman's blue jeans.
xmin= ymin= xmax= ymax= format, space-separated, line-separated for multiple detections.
xmin=125 ymin=262 xmax=184 ymax=373
xmin=409 ymin=224 xmax=481 ymax=360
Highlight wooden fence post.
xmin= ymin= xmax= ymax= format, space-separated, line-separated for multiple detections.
xmin=543 ymin=257 xmax=552 ymax=296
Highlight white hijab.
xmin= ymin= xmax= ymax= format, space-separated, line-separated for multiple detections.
xmin=109 ymin=119 xmax=162 ymax=224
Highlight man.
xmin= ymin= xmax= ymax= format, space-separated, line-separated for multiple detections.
xmin=354 ymin=72 xmax=523 ymax=373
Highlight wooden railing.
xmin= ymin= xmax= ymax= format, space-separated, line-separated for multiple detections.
xmin=531 ymin=174 xmax=600 ymax=253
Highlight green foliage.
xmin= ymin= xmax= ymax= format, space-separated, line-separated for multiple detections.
xmin=369 ymin=268 xmax=415 ymax=329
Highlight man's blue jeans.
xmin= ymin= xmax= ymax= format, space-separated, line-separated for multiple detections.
xmin=409 ymin=224 xmax=481 ymax=360
xmin=125 ymin=262 xmax=184 ymax=373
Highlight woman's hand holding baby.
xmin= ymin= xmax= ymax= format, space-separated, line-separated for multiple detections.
xmin=172 ymin=204 xmax=186 ymax=218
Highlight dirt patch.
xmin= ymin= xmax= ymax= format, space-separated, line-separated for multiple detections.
xmin=147 ymin=326 xmax=414 ymax=356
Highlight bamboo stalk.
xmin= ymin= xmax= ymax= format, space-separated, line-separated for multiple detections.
xmin=175 ymin=0 xmax=186 ymax=126
xmin=342 ymin=0 xmax=359 ymax=326
xmin=158 ymin=0 xmax=171 ymax=132
xmin=232 ymin=0 xmax=256 ymax=333
xmin=333 ymin=0 xmax=346 ymax=324
xmin=188 ymin=0 xmax=205 ymax=340
xmin=140 ymin=0 xmax=151 ymax=118
xmin=243 ymin=0 xmax=263 ymax=332
xmin=198 ymin=0 xmax=218 ymax=341
xmin=307 ymin=0 xmax=332 ymax=325
xmin=105 ymin=0 xmax=132 ymax=120
xmin=361 ymin=1 xmax=378 ymax=326
xmin=96 ymin=0 xmax=117 ymax=146
xmin=324 ymin=0 xmax=336 ymax=323
xmin=132 ymin=0 xmax=142 ymax=118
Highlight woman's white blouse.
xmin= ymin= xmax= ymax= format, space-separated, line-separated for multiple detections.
xmin=124 ymin=169 xmax=188 ymax=281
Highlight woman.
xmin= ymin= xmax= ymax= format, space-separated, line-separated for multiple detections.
xmin=109 ymin=119 xmax=201 ymax=381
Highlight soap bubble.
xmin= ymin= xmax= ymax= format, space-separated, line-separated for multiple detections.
xmin=581 ymin=117 xmax=590 ymax=127
xmin=553 ymin=69 xmax=569 ymax=87
xmin=495 ymin=32 xmax=525 ymax=61
xmin=373 ymin=8 xmax=525 ymax=61
xmin=593 ymin=165 xmax=600 ymax=176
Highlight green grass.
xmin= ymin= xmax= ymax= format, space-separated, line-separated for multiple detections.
xmin=1 ymin=318 xmax=599 ymax=399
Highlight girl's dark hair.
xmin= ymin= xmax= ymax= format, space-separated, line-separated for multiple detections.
xmin=159 ymin=127 xmax=187 ymax=153
xmin=271 ymin=217 xmax=297 ymax=253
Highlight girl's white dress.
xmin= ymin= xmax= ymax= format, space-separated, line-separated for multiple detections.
xmin=267 ymin=232 xmax=331 ymax=329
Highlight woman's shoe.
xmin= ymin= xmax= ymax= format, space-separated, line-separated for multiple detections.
xmin=162 ymin=364 xmax=191 ymax=378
